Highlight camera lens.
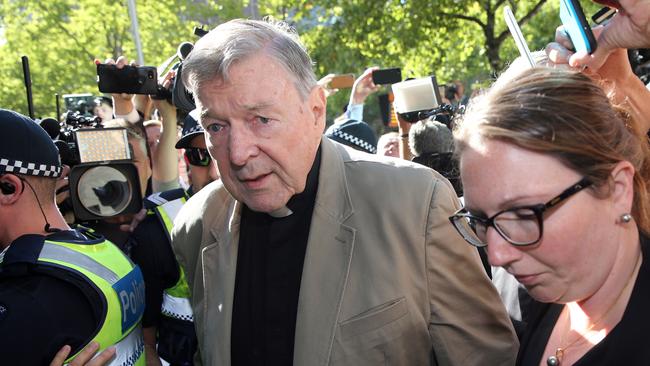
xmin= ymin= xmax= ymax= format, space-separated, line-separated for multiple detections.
xmin=76 ymin=166 xmax=133 ymax=217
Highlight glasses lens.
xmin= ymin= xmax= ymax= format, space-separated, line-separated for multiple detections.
xmin=493 ymin=208 xmax=541 ymax=245
xmin=185 ymin=148 xmax=211 ymax=167
xmin=451 ymin=215 xmax=487 ymax=247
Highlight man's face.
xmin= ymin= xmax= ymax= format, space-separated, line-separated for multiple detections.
xmin=129 ymin=136 xmax=151 ymax=197
xmin=377 ymin=134 xmax=400 ymax=158
xmin=93 ymin=103 xmax=113 ymax=122
xmin=196 ymin=53 xmax=326 ymax=213
xmin=187 ymin=135 xmax=219 ymax=192
xmin=145 ymin=124 xmax=161 ymax=156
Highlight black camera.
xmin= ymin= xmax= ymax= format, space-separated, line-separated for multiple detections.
xmin=155 ymin=26 xmax=208 ymax=113
xmin=52 ymin=117 xmax=143 ymax=222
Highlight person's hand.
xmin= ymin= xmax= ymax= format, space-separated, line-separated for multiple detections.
xmin=350 ymin=67 xmax=381 ymax=105
xmin=101 ymin=56 xmax=136 ymax=116
xmin=50 ymin=342 xmax=116 ymax=366
xmin=317 ymin=74 xmax=339 ymax=98
xmin=570 ymin=0 xmax=650 ymax=70
xmin=120 ymin=207 xmax=147 ymax=233
xmin=151 ymin=70 xmax=177 ymax=117
xmin=55 ymin=165 xmax=71 ymax=206
xmin=546 ymin=25 xmax=636 ymax=84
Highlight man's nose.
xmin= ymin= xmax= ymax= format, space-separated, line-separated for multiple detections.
xmin=228 ymin=124 xmax=259 ymax=167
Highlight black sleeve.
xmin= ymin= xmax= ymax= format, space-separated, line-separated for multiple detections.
xmin=130 ymin=216 xmax=180 ymax=328
xmin=0 ymin=273 xmax=98 ymax=365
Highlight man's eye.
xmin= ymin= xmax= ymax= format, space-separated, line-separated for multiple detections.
xmin=258 ymin=116 xmax=270 ymax=124
xmin=206 ymin=124 xmax=223 ymax=133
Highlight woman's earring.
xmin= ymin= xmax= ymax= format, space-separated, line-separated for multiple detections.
xmin=620 ymin=213 xmax=632 ymax=223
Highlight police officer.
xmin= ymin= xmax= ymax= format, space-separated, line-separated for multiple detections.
xmin=130 ymin=110 xmax=218 ymax=365
xmin=0 ymin=109 xmax=146 ymax=365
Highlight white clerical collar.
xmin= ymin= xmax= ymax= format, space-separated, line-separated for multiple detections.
xmin=267 ymin=206 xmax=293 ymax=218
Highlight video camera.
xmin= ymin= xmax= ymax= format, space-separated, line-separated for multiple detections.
xmin=52 ymin=116 xmax=143 ymax=222
xmin=97 ymin=26 xmax=208 ymax=115
xmin=164 ymin=26 xmax=208 ymax=112
xmin=391 ymin=76 xmax=459 ymax=125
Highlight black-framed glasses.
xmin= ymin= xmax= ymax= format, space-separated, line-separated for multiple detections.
xmin=449 ymin=178 xmax=593 ymax=247
xmin=184 ymin=147 xmax=211 ymax=167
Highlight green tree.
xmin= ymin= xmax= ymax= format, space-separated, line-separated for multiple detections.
xmin=249 ymin=0 xmax=573 ymax=128
xmin=0 ymin=0 xmax=243 ymax=118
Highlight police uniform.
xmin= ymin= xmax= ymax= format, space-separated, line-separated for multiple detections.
xmin=0 ymin=228 xmax=146 ymax=365
xmin=131 ymin=188 xmax=198 ymax=365
xmin=130 ymin=111 xmax=207 ymax=366
xmin=0 ymin=109 xmax=146 ymax=365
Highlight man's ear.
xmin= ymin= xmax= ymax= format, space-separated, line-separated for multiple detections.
xmin=0 ymin=174 xmax=23 ymax=205
xmin=308 ymin=85 xmax=327 ymax=129
xmin=609 ymin=160 xmax=635 ymax=214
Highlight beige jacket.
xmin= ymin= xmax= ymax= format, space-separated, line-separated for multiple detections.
xmin=171 ymin=137 xmax=518 ymax=366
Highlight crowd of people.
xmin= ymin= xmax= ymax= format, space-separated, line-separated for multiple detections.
xmin=1 ymin=0 xmax=650 ymax=365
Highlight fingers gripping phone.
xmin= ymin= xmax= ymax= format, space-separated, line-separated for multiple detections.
xmin=372 ymin=68 xmax=402 ymax=85
xmin=329 ymin=74 xmax=355 ymax=89
xmin=560 ymin=0 xmax=597 ymax=54
xmin=97 ymin=64 xmax=159 ymax=95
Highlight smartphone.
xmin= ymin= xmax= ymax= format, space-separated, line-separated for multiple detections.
xmin=329 ymin=73 xmax=355 ymax=89
xmin=560 ymin=0 xmax=597 ymax=54
xmin=372 ymin=68 xmax=402 ymax=85
xmin=97 ymin=64 xmax=159 ymax=95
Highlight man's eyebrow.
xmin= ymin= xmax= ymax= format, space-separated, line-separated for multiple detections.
xmin=200 ymin=102 xmax=276 ymax=120
xmin=243 ymin=101 xmax=275 ymax=111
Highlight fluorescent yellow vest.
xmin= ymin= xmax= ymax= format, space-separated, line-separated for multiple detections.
xmin=38 ymin=237 xmax=146 ymax=366
xmin=151 ymin=195 xmax=194 ymax=322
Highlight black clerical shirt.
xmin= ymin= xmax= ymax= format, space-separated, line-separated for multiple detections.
xmin=231 ymin=148 xmax=321 ymax=366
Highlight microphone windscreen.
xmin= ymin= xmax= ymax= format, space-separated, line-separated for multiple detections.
xmin=39 ymin=117 xmax=61 ymax=139
xmin=177 ymin=42 xmax=194 ymax=60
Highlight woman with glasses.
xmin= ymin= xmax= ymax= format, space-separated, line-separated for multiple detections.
xmin=450 ymin=67 xmax=650 ymax=366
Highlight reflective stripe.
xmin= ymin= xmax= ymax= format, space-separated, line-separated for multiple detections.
xmin=66 ymin=327 xmax=145 ymax=366
xmin=0 ymin=246 xmax=7 ymax=263
xmin=157 ymin=198 xmax=185 ymax=232
xmin=39 ymin=243 xmax=120 ymax=284
xmin=147 ymin=192 xmax=168 ymax=206
xmin=161 ymin=292 xmax=194 ymax=322
xmin=110 ymin=326 xmax=145 ymax=366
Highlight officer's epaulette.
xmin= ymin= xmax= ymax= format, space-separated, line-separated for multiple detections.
xmin=143 ymin=188 xmax=189 ymax=210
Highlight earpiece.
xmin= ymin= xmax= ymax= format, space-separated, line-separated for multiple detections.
xmin=0 ymin=181 xmax=16 ymax=195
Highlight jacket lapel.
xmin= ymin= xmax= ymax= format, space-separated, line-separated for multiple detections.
xmin=201 ymin=200 xmax=242 ymax=366
xmin=293 ymin=138 xmax=355 ymax=365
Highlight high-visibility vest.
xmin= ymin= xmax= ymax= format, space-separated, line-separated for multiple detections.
xmin=1 ymin=230 xmax=146 ymax=365
xmin=146 ymin=189 xmax=197 ymax=365
xmin=145 ymin=189 xmax=194 ymax=322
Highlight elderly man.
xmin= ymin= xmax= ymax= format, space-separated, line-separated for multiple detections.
xmin=171 ymin=19 xmax=517 ymax=366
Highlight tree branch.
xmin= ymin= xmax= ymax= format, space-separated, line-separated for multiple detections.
xmin=439 ymin=12 xmax=486 ymax=29
xmin=495 ymin=0 xmax=548 ymax=44
xmin=494 ymin=0 xmax=508 ymax=10
xmin=35 ymin=2 xmax=95 ymax=60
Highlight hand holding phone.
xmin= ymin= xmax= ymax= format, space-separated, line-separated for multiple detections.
xmin=560 ymin=0 xmax=597 ymax=54
xmin=97 ymin=64 xmax=159 ymax=95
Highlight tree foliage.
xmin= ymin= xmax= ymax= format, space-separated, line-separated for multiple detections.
xmin=0 ymin=0 xmax=598 ymax=124
xmin=0 ymin=0 xmax=238 ymax=118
